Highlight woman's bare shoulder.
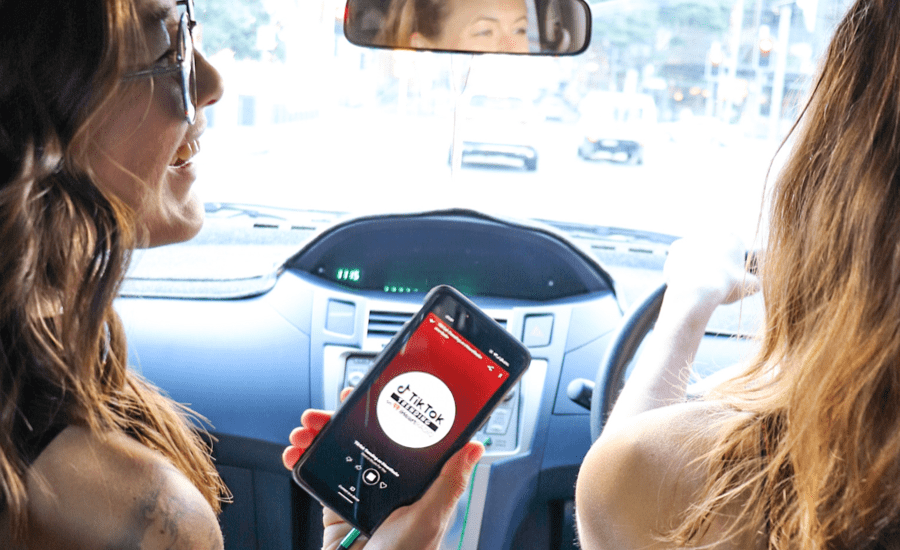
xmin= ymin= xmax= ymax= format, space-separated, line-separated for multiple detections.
xmin=23 ymin=425 xmax=223 ymax=550
xmin=575 ymin=400 xmax=755 ymax=550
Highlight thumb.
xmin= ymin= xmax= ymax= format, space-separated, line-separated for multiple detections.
xmin=415 ymin=441 xmax=485 ymax=519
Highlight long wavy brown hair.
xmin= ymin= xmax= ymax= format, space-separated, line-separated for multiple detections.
xmin=0 ymin=0 xmax=227 ymax=542
xmin=670 ymin=0 xmax=900 ymax=548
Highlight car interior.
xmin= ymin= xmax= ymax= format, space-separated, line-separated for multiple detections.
xmin=117 ymin=0 xmax=848 ymax=548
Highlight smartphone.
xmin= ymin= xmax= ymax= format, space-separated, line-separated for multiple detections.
xmin=292 ymin=285 xmax=531 ymax=536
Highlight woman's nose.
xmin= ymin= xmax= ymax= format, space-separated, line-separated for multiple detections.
xmin=194 ymin=50 xmax=224 ymax=109
xmin=499 ymin=33 xmax=527 ymax=54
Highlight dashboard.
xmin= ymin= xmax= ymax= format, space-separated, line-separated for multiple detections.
xmin=116 ymin=210 xmax=754 ymax=550
xmin=287 ymin=212 xmax=614 ymax=301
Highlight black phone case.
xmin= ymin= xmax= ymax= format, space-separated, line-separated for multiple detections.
xmin=292 ymin=285 xmax=531 ymax=536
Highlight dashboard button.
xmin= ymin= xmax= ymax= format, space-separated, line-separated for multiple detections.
xmin=347 ymin=371 xmax=365 ymax=387
xmin=522 ymin=314 xmax=553 ymax=347
xmin=326 ymin=299 xmax=356 ymax=335
xmin=486 ymin=409 xmax=511 ymax=435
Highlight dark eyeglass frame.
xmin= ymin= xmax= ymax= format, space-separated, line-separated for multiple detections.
xmin=122 ymin=0 xmax=197 ymax=124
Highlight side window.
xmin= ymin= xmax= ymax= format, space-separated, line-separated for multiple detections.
xmin=238 ymin=95 xmax=256 ymax=126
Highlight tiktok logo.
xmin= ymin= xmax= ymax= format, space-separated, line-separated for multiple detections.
xmin=377 ymin=371 xmax=456 ymax=448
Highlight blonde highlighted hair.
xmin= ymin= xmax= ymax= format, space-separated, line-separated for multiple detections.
xmin=670 ymin=0 xmax=900 ymax=548
xmin=0 ymin=0 xmax=227 ymax=542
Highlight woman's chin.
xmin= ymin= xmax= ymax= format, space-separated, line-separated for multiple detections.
xmin=138 ymin=203 xmax=206 ymax=249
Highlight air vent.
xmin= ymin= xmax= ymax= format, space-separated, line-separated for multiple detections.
xmin=366 ymin=310 xmax=507 ymax=339
xmin=367 ymin=311 xmax=412 ymax=337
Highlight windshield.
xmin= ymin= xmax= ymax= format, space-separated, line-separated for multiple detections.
xmin=135 ymin=0 xmax=852 ymax=278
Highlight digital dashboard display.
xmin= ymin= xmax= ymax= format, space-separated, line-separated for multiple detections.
xmin=290 ymin=216 xmax=612 ymax=301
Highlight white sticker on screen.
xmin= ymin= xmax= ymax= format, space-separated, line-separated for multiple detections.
xmin=376 ymin=371 xmax=456 ymax=449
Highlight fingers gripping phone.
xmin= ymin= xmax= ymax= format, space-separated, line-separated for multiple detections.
xmin=292 ymin=285 xmax=531 ymax=536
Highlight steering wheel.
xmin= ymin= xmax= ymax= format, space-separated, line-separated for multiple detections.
xmin=586 ymin=251 xmax=759 ymax=442
xmin=589 ymin=282 xmax=667 ymax=443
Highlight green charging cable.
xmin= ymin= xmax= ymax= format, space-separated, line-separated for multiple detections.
xmin=339 ymin=528 xmax=361 ymax=549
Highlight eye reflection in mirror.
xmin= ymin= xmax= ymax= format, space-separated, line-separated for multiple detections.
xmin=344 ymin=0 xmax=590 ymax=55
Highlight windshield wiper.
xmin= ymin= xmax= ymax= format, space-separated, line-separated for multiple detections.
xmin=204 ymin=202 xmax=287 ymax=221
xmin=536 ymin=219 xmax=678 ymax=245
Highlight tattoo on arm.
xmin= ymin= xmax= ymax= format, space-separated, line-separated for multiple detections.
xmin=113 ymin=465 xmax=221 ymax=550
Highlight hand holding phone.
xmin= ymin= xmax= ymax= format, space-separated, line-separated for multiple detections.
xmin=283 ymin=390 xmax=486 ymax=550
xmin=291 ymin=286 xmax=531 ymax=537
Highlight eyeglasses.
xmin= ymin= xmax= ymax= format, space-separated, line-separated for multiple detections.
xmin=123 ymin=0 xmax=197 ymax=124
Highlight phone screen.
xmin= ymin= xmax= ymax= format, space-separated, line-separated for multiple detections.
xmin=294 ymin=291 xmax=526 ymax=534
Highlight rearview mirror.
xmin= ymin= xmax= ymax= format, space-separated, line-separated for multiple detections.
xmin=344 ymin=0 xmax=591 ymax=55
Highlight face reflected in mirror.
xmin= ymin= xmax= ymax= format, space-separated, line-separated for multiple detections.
xmin=345 ymin=0 xmax=590 ymax=55
xmin=410 ymin=0 xmax=529 ymax=54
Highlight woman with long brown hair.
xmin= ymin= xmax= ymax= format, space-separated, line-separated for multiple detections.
xmin=575 ymin=0 xmax=900 ymax=548
xmin=0 ymin=0 xmax=481 ymax=548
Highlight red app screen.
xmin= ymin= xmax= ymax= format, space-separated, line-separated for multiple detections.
xmin=370 ymin=312 xmax=509 ymax=451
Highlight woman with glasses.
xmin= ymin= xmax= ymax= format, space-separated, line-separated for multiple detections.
xmin=0 ymin=0 xmax=480 ymax=548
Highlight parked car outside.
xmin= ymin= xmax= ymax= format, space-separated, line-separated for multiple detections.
xmin=577 ymin=91 xmax=658 ymax=165
xmin=452 ymin=92 xmax=540 ymax=171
